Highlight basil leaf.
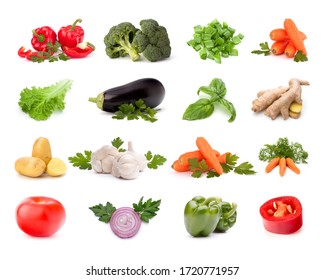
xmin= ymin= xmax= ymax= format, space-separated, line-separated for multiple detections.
xmin=182 ymin=99 xmax=215 ymax=120
xmin=197 ymin=86 xmax=217 ymax=97
xmin=216 ymin=98 xmax=237 ymax=122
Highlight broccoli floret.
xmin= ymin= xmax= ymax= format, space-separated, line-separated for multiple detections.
xmin=104 ymin=22 xmax=140 ymax=61
xmin=132 ymin=19 xmax=171 ymax=62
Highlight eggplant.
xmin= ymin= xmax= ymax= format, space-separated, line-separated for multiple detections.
xmin=88 ymin=78 xmax=165 ymax=112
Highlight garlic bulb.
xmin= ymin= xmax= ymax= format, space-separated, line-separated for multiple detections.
xmin=111 ymin=141 xmax=148 ymax=180
xmin=91 ymin=145 xmax=119 ymax=173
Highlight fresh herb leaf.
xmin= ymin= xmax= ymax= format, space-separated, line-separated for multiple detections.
xmin=251 ymin=42 xmax=271 ymax=56
xmin=133 ymin=197 xmax=161 ymax=223
xmin=182 ymin=99 xmax=215 ymax=120
xmin=183 ymin=78 xmax=236 ymax=122
xmin=68 ymin=151 xmax=92 ymax=170
xmin=89 ymin=202 xmax=116 ymax=223
xmin=18 ymin=79 xmax=72 ymax=120
xmin=145 ymin=151 xmax=167 ymax=169
xmin=234 ymin=162 xmax=257 ymax=175
xmin=111 ymin=137 xmax=126 ymax=152
xmin=188 ymin=158 xmax=209 ymax=178
xmin=30 ymin=42 xmax=70 ymax=63
xmin=112 ymin=99 xmax=159 ymax=123
xmin=294 ymin=50 xmax=308 ymax=62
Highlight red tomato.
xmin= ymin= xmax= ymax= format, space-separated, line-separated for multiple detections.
xmin=260 ymin=196 xmax=303 ymax=234
xmin=16 ymin=196 xmax=66 ymax=237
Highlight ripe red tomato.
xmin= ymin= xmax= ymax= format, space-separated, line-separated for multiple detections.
xmin=16 ymin=196 xmax=66 ymax=237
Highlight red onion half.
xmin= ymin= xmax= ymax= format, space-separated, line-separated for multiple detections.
xmin=110 ymin=207 xmax=141 ymax=238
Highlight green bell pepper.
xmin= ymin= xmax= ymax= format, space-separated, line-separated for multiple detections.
xmin=215 ymin=201 xmax=237 ymax=232
xmin=184 ymin=196 xmax=222 ymax=237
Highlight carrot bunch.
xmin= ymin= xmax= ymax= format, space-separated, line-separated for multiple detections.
xmin=265 ymin=157 xmax=300 ymax=176
xmin=259 ymin=137 xmax=308 ymax=177
xmin=270 ymin=19 xmax=307 ymax=58
xmin=252 ymin=18 xmax=308 ymax=62
xmin=172 ymin=137 xmax=256 ymax=178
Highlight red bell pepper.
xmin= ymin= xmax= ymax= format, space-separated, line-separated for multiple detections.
xmin=58 ymin=18 xmax=85 ymax=48
xmin=62 ymin=42 xmax=95 ymax=58
xmin=31 ymin=26 xmax=57 ymax=51
xmin=260 ymin=196 xmax=303 ymax=234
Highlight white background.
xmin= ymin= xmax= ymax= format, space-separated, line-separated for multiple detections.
xmin=1 ymin=0 xmax=324 ymax=279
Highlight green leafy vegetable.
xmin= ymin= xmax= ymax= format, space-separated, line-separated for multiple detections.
xmin=145 ymin=151 xmax=167 ymax=169
xmin=259 ymin=137 xmax=308 ymax=163
xmin=251 ymin=42 xmax=271 ymax=56
xmin=68 ymin=151 xmax=92 ymax=170
xmin=18 ymin=79 xmax=72 ymax=121
xmin=188 ymin=158 xmax=210 ymax=178
xmin=112 ymin=99 xmax=159 ymax=123
xmin=132 ymin=197 xmax=161 ymax=223
xmin=183 ymin=78 xmax=236 ymax=122
xmin=89 ymin=202 xmax=117 ymax=223
xmin=187 ymin=19 xmax=244 ymax=64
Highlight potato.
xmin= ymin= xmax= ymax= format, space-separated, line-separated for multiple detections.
xmin=46 ymin=158 xmax=67 ymax=177
xmin=15 ymin=157 xmax=46 ymax=178
xmin=32 ymin=137 xmax=52 ymax=165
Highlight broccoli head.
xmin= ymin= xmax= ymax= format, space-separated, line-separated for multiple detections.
xmin=104 ymin=22 xmax=140 ymax=61
xmin=132 ymin=19 xmax=171 ymax=62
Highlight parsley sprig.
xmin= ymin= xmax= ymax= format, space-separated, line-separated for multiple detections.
xmin=30 ymin=42 xmax=70 ymax=63
xmin=132 ymin=197 xmax=161 ymax=223
xmin=89 ymin=202 xmax=116 ymax=223
xmin=189 ymin=153 xmax=256 ymax=178
xmin=68 ymin=151 xmax=92 ymax=170
xmin=251 ymin=42 xmax=271 ymax=56
xmin=112 ymin=99 xmax=159 ymax=123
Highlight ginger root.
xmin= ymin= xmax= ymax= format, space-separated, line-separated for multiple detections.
xmin=252 ymin=78 xmax=309 ymax=120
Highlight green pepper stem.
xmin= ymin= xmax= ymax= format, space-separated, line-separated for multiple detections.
xmin=32 ymin=29 xmax=45 ymax=43
xmin=70 ymin=18 xmax=82 ymax=30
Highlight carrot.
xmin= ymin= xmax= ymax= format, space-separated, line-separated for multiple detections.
xmin=172 ymin=160 xmax=190 ymax=172
xmin=286 ymin=158 xmax=300 ymax=174
xmin=283 ymin=18 xmax=307 ymax=55
xmin=284 ymin=41 xmax=296 ymax=58
xmin=279 ymin=157 xmax=287 ymax=176
xmin=270 ymin=28 xmax=307 ymax=41
xmin=271 ymin=40 xmax=289 ymax=55
xmin=265 ymin=157 xmax=280 ymax=173
xmin=178 ymin=149 xmax=220 ymax=166
xmin=196 ymin=137 xmax=223 ymax=175
xmin=218 ymin=152 xmax=231 ymax=165
xmin=270 ymin=28 xmax=289 ymax=41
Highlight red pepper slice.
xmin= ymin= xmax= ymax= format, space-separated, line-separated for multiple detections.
xmin=18 ymin=46 xmax=32 ymax=58
xmin=62 ymin=42 xmax=94 ymax=58
xmin=31 ymin=26 xmax=57 ymax=51
xmin=58 ymin=18 xmax=85 ymax=48
xmin=260 ymin=196 xmax=303 ymax=234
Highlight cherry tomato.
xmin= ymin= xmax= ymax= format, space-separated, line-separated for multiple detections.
xmin=16 ymin=196 xmax=66 ymax=237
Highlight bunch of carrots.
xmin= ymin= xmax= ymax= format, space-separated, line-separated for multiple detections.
xmin=265 ymin=157 xmax=300 ymax=177
xmin=252 ymin=18 xmax=308 ymax=62
xmin=270 ymin=18 xmax=307 ymax=58
xmin=259 ymin=137 xmax=308 ymax=177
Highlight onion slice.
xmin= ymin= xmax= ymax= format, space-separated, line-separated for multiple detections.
xmin=110 ymin=207 xmax=141 ymax=238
